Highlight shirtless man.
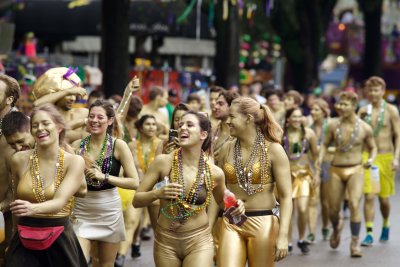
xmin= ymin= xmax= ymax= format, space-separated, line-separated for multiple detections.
xmin=212 ymin=90 xmax=239 ymax=164
xmin=140 ymin=86 xmax=169 ymax=140
xmin=358 ymin=76 xmax=400 ymax=246
xmin=32 ymin=67 xmax=87 ymax=143
xmin=316 ymin=91 xmax=377 ymax=257
xmin=0 ymin=74 xmax=20 ymax=263
xmin=208 ymin=86 xmax=225 ymax=129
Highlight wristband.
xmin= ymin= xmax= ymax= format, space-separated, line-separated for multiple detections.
xmin=104 ymin=173 xmax=109 ymax=183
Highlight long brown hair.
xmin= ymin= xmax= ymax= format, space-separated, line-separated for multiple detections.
xmin=231 ymin=97 xmax=283 ymax=143
xmin=89 ymin=99 xmax=122 ymax=138
xmin=181 ymin=111 xmax=212 ymax=153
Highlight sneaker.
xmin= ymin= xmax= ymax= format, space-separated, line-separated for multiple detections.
xmin=379 ymin=227 xmax=390 ymax=242
xmin=306 ymin=233 xmax=315 ymax=244
xmin=131 ymin=244 xmax=141 ymax=258
xmin=322 ymin=228 xmax=330 ymax=241
xmin=361 ymin=234 xmax=374 ymax=247
xmin=288 ymin=243 xmax=293 ymax=252
xmin=114 ymin=254 xmax=126 ymax=267
xmin=140 ymin=227 xmax=152 ymax=241
xmin=297 ymin=241 xmax=310 ymax=254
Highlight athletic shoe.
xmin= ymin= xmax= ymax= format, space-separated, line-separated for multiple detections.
xmin=380 ymin=227 xmax=390 ymax=242
xmin=288 ymin=243 xmax=293 ymax=252
xmin=297 ymin=241 xmax=310 ymax=254
xmin=140 ymin=227 xmax=152 ymax=241
xmin=361 ymin=234 xmax=374 ymax=247
xmin=306 ymin=233 xmax=315 ymax=244
xmin=322 ymin=228 xmax=330 ymax=241
xmin=114 ymin=254 xmax=126 ymax=267
xmin=131 ymin=244 xmax=141 ymax=258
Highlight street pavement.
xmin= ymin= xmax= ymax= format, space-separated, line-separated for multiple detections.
xmin=125 ymin=174 xmax=400 ymax=267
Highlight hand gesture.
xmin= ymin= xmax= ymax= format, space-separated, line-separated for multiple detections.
xmin=10 ymin=199 xmax=36 ymax=217
xmin=85 ymin=167 xmax=103 ymax=182
xmin=229 ymin=199 xmax=245 ymax=217
xmin=155 ymin=183 xmax=183 ymax=200
xmin=163 ymin=138 xmax=179 ymax=154
xmin=68 ymin=87 xmax=87 ymax=97
xmin=127 ymin=76 xmax=140 ymax=93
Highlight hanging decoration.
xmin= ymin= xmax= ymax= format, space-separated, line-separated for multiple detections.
xmin=68 ymin=0 xmax=91 ymax=9
xmin=196 ymin=0 xmax=203 ymax=40
xmin=176 ymin=0 xmax=197 ymax=23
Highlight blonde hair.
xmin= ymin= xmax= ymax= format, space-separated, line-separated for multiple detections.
xmin=312 ymin=98 xmax=330 ymax=117
xmin=231 ymin=97 xmax=283 ymax=143
xmin=30 ymin=103 xmax=68 ymax=146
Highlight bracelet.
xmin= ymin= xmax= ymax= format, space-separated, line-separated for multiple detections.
xmin=104 ymin=173 xmax=109 ymax=183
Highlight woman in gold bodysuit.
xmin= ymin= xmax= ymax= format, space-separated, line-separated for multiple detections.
xmin=134 ymin=111 xmax=244 ymax=267
xmin=216 ymin=97 xmax=292 ymax=267
xmin=5 ymin=104 xmax=87 ymax=266
xmin=282 ymin=107 xmax=319 ymax=254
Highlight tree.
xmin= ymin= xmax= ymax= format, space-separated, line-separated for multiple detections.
xmin=214 ymin=1 xmax=240 ymax=88
xmin=271 ymin=0 xmax=337 ymax=93
xmin=101 ymin=0 xmax=130 ymax=97
xmin=357 ymin=0 xmax=383 ymax=79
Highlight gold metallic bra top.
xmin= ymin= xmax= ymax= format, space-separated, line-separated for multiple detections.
xmin=17 ymin=170 xmax=73 ymax=218
xmin=223 ymin=146 xmax=273 ymax=185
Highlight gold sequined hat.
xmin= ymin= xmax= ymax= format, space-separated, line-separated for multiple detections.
xmin=32 ymin=67 xmax=84 ymax=100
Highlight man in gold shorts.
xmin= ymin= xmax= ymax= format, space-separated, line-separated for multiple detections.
xmin=358 ymin=76 xmax=400 ymax=246
xmin=316 ymin=91 xmax=377 ymax=257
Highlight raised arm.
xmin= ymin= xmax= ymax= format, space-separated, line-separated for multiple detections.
xmin=33 ymin=87 xmax=86 ymax=107
xmin=116 ymin=77 xmax=140 ymax=122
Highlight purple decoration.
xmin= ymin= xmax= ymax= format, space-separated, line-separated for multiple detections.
xmin=62 ymin=67 xmax=79 ymax=86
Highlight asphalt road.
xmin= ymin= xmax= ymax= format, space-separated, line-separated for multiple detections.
xmin=125 ymin=174 xmax=400 ymax=267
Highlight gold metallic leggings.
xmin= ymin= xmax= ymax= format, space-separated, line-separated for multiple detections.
xmin=154 ymin=223 xmax=214 ymax=267
xmin=217 ymin=213 xmax=279 ymax=267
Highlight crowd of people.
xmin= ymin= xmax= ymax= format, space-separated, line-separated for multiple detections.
xmin=0 ymin=68 xmax=398 ymax=267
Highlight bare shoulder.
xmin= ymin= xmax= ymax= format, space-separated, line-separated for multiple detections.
xmin=209 ymin=163 xmax=224 ymax=181
xmin=387 ymin=103 xmax=400 ymax=116
xmin=11 ymin=150 xmax=31 ymax=164
xmin=152 ymin=153 xmax=173 ymax=170
xmin=64 ymin=152 xmax=84 ymax=167
xmin=73 ymin=108 xmax=89 ymax=118
xmin=327 ymin=117 xmax=339 ymax=128
xmin=304 ymin=127 xmax=316 ymax=138
xmin=268 ymin=142 xmax=286 ymax=159
xmin=11 ymin=150 xmax=32 ymax=171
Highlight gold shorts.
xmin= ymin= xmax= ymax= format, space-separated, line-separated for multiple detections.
xmin=154 ymin=223 xmax=214 ymax=267
xmin=291 ymin=165 xmax=314 ymax=198
xmin=329 ymin=164 xmax=364 ymax=183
